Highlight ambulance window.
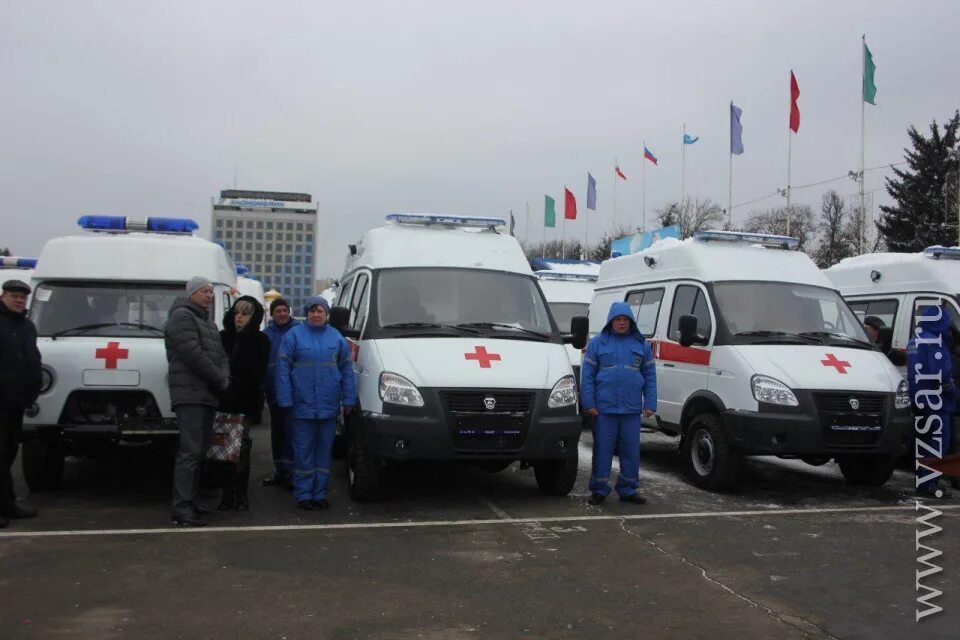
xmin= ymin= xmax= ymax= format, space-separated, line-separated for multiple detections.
xmin=222 ymin=292 xmax=232 ymax=315
xmin=848 ymin=299 xmax=898 ymax=332
xmin=339 ymin=276 xmax=356 ymax=309
xmin=668 ymin=285 xmax=711 ymax=343
xmin=625 ymin=289 xmax=664 ymax=337
xmin=911 ymin=299 xmax=960 ymax=335
xmin=349 ymin=273 xmax=370 ymax=331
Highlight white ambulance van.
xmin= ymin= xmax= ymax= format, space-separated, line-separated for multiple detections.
xmin=330 ymin=214 xmax=585 ymax=500
xmin=0 ymin=257 xmax=37 ymax=307
xmin=588 ymin=230 xmax=912 ymax=491
xmin=535 ymin=269 xmax=598 ymax=383
xmin=824 ymin=246 xmax=960 ymax=369
xmin=22 ymin=216 xmax=237 ymax=491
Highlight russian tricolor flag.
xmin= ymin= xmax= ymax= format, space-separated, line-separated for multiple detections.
xmin=643 ymin=147 xmax=658 ymax=166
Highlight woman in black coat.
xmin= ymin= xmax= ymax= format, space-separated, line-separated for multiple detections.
xmin=217 ymin=295 xmax=270 ymax=511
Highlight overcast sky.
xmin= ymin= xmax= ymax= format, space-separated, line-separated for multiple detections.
xmin=3 ymin=1 xmax=959 ymax=279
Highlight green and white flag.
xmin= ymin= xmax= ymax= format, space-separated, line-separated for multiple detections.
xmin=863 ymin=41 xmax=877 ymax=105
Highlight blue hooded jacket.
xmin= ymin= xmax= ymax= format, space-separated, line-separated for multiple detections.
xmin=275 ymin=304 xmax=358 ymax=420
xmin=263 ymin=316 xmax=300 ymax=405
xmin=907 ymin=305 xmax=956 ymax=414
xmin=581 ymin=301 xmax=657 ymax=414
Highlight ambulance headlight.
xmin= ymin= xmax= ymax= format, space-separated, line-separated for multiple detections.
xmin=895 ymin=379 xmax=910 ymax=410
xmin=751 ymin=374 xmax=798 ymax=407
xmin=548 ymin=375 xmax=578 ymax=409
xmin=40 ymin=367 xmax=55 ymax=394
xmin=379 ymin=372 xmax=424 ymax=407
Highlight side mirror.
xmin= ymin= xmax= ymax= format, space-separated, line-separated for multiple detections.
xmin=678 ymin=314 xmax=698 ymax=348
xmin=566 ymin=315 xmax=589 ymax=350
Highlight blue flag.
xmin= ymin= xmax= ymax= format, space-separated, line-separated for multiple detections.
xmin=586 ymin=172 xmax=597 ymax=210
xmin=683 ymin=133 xmax=699 ymax=145
xmin=730 ymin=102 xmax=744 ymax=155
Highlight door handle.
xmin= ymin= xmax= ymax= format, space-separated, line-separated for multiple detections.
xmin=661 ymin=363 xmax=675 ymax=368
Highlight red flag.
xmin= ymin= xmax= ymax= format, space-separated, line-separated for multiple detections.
xmin=789 ymin=71 xmax=800 ymax=133
xmin=564 ymin=188 xmax=577 ymax=220
xmin=615 ymin=166 xmax=627 ymax=180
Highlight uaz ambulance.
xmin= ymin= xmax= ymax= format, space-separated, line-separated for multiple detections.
xmin=330 ymin=214 xmax=584 ymax=500
xmin=824 ymin=246 xmax=960 ymax=369
xmin=587 ymin=230 xmax=912 ymax=490
xmin=22 ymin=216 xmax=237 ymax=491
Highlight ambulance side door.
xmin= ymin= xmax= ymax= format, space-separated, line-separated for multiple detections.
xmin=624 ymin=287 xmax=666 ymax=427
xmin=658 ymin=282 xmax=714 ymax=427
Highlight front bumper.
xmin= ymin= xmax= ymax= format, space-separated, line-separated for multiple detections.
xmin=723 ymin=389 xmax=912 ymax=457
xmin=22 ymin=420 xmax=180 ymax=442
xmin=357 ymin=387 xmax=581 ymax=461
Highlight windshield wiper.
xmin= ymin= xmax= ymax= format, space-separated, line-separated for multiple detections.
xmin=51 ymin=322 xmax=164 ymax=338
xmin=456 ymin=322 xmax=551 ymax=340
xmin=382 ymin=322 xmax=482 ymax=335
xmin=798 ymin=331 xmax=875 ymax=349
xmin=734 ymin=330 xmax=821 ymax=343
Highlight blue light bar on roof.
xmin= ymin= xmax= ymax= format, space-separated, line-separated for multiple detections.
xmin=235 ymin=264 xmax=250 ymax=275
xmin=0 ymin=257 xmax=37 ymax=268
xmin=924 ymin=245 xmax=960 ymax=260
xmin=535 ymin=271 xmax=598 ymax=282
xmin=77 ymin=215 xmax=198 ymax=234
xmin=694 ymin=230 xmax=800 ymax=249
xmin=385 ymin=213 xmax=506 ymax=228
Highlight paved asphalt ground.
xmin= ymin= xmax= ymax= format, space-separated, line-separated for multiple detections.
xmin=1 ymin=423 xmax=958 ymax=639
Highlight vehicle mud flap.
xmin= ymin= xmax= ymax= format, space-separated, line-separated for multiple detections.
xmin=22 ymin=439 xmax=65 ymax=492
xmin=346 ymin=414 xmax=385 ymax=501
xmin=683 ymin=412 xmax=740 ymax=491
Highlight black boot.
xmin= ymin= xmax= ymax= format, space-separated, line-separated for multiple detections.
xmin=235 ymin=438 xmax=252 ymax=511
xmin=215 ymin=461 xmax=238 ymax=511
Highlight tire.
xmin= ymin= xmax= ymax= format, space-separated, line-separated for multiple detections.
xmin=801 ymin=456 xmax=831 ymax=467
xmin=331 ymin=433 xmax=347 ymax=461
xmin=838 ymin=455 xmax=895 ymax=487
xmin=22 ymin=439 xmax=65 ymax=492
xmin=534 ymin=453 xmax=578 ymax=496
xmin=346 ymin=425 xmax=384 ymax=501
xmin=478 ymin=461 xmax=513 ymax=473
xmin=683 ymin=412 xmax=740 ymax=491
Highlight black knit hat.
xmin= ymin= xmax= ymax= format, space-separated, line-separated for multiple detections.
xmin=269 ymin=298 xmax=291 ymax=315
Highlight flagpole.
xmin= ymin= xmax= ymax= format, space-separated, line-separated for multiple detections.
xmin=585 ymin=177 xmax=590 ymax=256
xmin=525 ymin=201 xmax=530 ymax=246
xmin=561 ymin=186 xmax=566 ymax=259
xmin=542 ymin=202 xmax=546 ymax=259
xmin=681 ymin=124 xmax=686 ymax=206
xmin=642 ymin=140 xmax=647 ymax=232
xmin=728 ymin=150 xmax=733 ymax=228
xmin=613 ymin=157 xmax=619 ymax=232
xmin=859 ymin=35 xmax=867 ymax=254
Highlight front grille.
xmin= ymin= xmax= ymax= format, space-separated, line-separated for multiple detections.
xmin=441 ymin=391 xmax=533 ymax=414
xmin=814 ymin=392 xmax=885 ymax=447
xmin=440 ymin=390 xmax=535 ymax=452
xmin=815 ymin=393 xmax=886 ymax=413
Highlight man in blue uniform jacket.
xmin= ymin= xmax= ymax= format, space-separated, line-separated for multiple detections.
xmin=581 ymin=301 xmax=657 ymax=505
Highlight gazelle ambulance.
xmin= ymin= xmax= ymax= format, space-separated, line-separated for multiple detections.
xmin=824 ymin=246 xmax=960 ymax=368
xmin=588 ymin=230 xmax=911 ymax=490
xmin=331 ymin=214 xmax=583 ymax=500
xmin=21 ymin=216 xmax=237 ymax=491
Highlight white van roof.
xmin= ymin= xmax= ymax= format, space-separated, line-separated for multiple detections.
xmin=34 ymin=232 xmax=236 ymax=285
xmin=343 ymin=214 xmax=532 ymax=275
xmin=597 ymin=231 xmax=830 ymax=290
xmin=824 ymin=246 xmax=960 ymax=296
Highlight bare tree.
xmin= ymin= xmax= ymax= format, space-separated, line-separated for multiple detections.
xmin=814 ymin=190 xmax=856 ymax=268
xmin=655 ymin=197 xmax=726 ymax=238
xmin=845 ymin=201 xmax=884 ymax=255
xmin=743 ymin=204 xmax=816 ymax=252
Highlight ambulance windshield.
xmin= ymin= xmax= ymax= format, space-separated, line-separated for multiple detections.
xmin=712 ymin=282 xmax=871 ymax=345
xmin=548 ymin=303 xmax=589 ymax=330
xmin=31 ymin=282 xmax=183 ymax=337
xmin=376 ymin=268 xmax=555 ymax=337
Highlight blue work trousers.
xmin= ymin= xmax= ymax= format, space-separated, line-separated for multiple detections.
xmin=590 ymin=413 xmax=642 ymax=498
xmin=292 ymin=417 xmax=336 ymax=502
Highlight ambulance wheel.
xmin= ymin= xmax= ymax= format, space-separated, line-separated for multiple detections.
xmin=331 ymin=433 xmax=347 ymax=460
xmin=22 ymin=439 xmax=65 ymax=492
xmin=801 ymin=456 xmax=831 ymax=467
xmin=347 ymin=431 xmax=384 ymax=501
xmin=838 ymin=455 xmax=895 ymax=487
xmin=684 ymin=413 xmax=740 ymax=491
xmin=478 ymin=461 xmax=513 ymax=473
xmin=534 ymin=454 xmax=578 ymax=496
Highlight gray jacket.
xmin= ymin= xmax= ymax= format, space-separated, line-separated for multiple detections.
xmin=164 ymin=297 xmax=230 ymax=409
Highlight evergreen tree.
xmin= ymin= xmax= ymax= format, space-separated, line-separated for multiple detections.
xmin=877 ymin=111 xmax=960 ymax=251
